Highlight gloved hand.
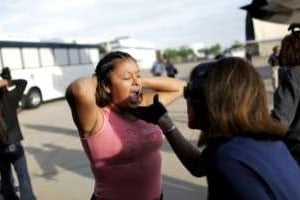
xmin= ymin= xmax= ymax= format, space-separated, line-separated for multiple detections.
xmin=129 ymin=94 xmax=176 ymax=134
xmin=129 ymin=94 xmax=167 ymax=124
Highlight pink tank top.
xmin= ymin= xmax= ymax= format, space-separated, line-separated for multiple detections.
xmin=80 ymin=108 xmax=164 ymax=200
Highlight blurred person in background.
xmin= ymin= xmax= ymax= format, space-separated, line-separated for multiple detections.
xmin=0 ymin=67 xmax=36 ymax=200
xmin=165 ymin=60 xmax=178 ymax=78
xmin=151 ymin=57 xmax=164 ymax=77
xmin=268 ymin=45 xmax=280 ymax=90
xmin=245 ymin=50 xmax=253 ymax=63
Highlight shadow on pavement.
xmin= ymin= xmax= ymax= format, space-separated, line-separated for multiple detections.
xmin=25 ymin=143 xmax=91 ymax=180
xmin=163 ymin=175 xmax=207 ymax=200
xmin=23 ymin=143 xmax=207 ymax=200
xmin=24 ymin=124 xmax=78 ymax=138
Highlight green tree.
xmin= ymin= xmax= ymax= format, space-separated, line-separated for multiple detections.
xmin=230 ymin=41 xmax=244 ymax=50
xmin=163 ymin=48 xmax=178 ymax=61
xmin=208 ymin=44 xmax=222 ymax=56
xmin=178 ymin=47 xmax=194 ymax=62
xmin=198 ymin=48 xmax=209 ymax=57
xmin=163 ymin=48 xmax=194 ymax=62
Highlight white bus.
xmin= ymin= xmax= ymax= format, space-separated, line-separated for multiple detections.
xmin=0 ymin=40 xmax=103 ymax=108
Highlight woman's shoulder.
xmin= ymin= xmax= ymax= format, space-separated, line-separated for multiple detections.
xmin=212 ymin=137 xmax=284 ymax=159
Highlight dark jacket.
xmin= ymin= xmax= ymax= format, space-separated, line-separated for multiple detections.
xmin=204 ymin=137 xmax=300 ymax=200
xmin=272 ymin=66 xmax=300 ymax=140
xmin=268 ymin=53 xmax=279 ymax=67
xmin=0 ymin=79 xmax=27 ymax=145
xmin=165 ymin=63 xmax=178 ymax=77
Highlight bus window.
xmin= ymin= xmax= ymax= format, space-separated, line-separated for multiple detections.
xmin=90 ymin=49 xmax=100 ymax=64
xmin=79 ymin=48 xmax=92 ymax=64
xmin=2 ymin=48 xmax=23 ymax=69
xmin=40 ymin=48 xmax=55 ymax=67
xmin=22 ymin=48 xmax=40 ymax=68
xmin=69 ymin=48 xmax=80 ymax=65
xmin=54 ymin=48 xmax=68 ymax=66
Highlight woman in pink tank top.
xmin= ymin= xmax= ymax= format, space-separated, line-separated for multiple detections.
xmin=65 ymin=51 xmax=185 ymax=200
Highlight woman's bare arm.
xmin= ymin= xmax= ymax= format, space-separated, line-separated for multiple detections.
xmin=0 ymin=79 xmax=9 ymax=88
xmin=65 ymin=76 xmax=102 ymax=137
xmin=141 ymin=77 xmax=186 ymax=106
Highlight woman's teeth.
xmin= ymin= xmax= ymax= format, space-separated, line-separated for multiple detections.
xmin=129 ymin=92 xmax=138 ymax=102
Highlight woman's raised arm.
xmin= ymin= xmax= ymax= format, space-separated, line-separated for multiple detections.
xmin=141 ymin=77 xmax=186 ymax=106
xmin=65 ymin=75 xmax=103 ymax=136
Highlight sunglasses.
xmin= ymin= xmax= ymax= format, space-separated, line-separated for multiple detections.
xmin=183 ymin=83 xmax=205 ymax=103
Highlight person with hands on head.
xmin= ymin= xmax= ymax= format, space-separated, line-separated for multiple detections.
xmin=0 ymin=67 xmax=36 ymax=200
xmin=130 ymin=57 xmax=300 ymax=200
xmin=65 ymin=51 xmax=185 ymax=200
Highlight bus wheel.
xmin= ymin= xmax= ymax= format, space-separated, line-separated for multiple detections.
xmin=19 ymin=96 xmax=26 ymax=109
xmin=26 ymin=88 xmax=42 ymax=108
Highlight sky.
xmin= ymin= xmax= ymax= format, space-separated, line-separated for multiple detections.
xmin=0 ymin=0 xmax=251 ymax=49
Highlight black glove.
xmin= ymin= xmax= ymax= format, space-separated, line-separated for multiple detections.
xmin=129 ymin=94 xmax=167 ymax=124
xmin=129 ymin=94 xmax=176 ymax=134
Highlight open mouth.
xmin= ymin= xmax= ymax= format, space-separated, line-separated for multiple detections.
xmin=128 ymin=88 xmax=142 ymax=105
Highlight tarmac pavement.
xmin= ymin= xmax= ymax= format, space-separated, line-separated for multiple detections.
xmin=0 ymin=56 xmax=273 ymax=200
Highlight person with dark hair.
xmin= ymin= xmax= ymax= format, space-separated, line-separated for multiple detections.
xmin=151 ymin=58 xmax=164 ymax=77
xmin=0 ymin=67 xmax=36 ymax=200
xmin=245 ymin=50 xmax=252 ymax=62
xmin=65 ymin=51 xmax=185 ymax=200
xmin=268 ymin=45 xmax=280 ymax=89
xmin=272 ymin=23 xmax=300 ymax=166
xmin=130 ymin=57 xmax=300 ymax=199
xmin=214 ymin=53 xmax=225 ymax=60
xmin=165 ymin=60 xmax=178 ymax=78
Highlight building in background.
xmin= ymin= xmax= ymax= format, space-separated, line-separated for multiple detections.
xmin=105 ymin=37 xmax=157 ymax=69
xmin=245 ymin=13 xmax=288 ymax=56
xmin=241 ymin=0 xmax=298 ymax=56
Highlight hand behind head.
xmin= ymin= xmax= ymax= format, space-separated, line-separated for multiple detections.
xmin=1 ymin=67 xmax=12 ymax=81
